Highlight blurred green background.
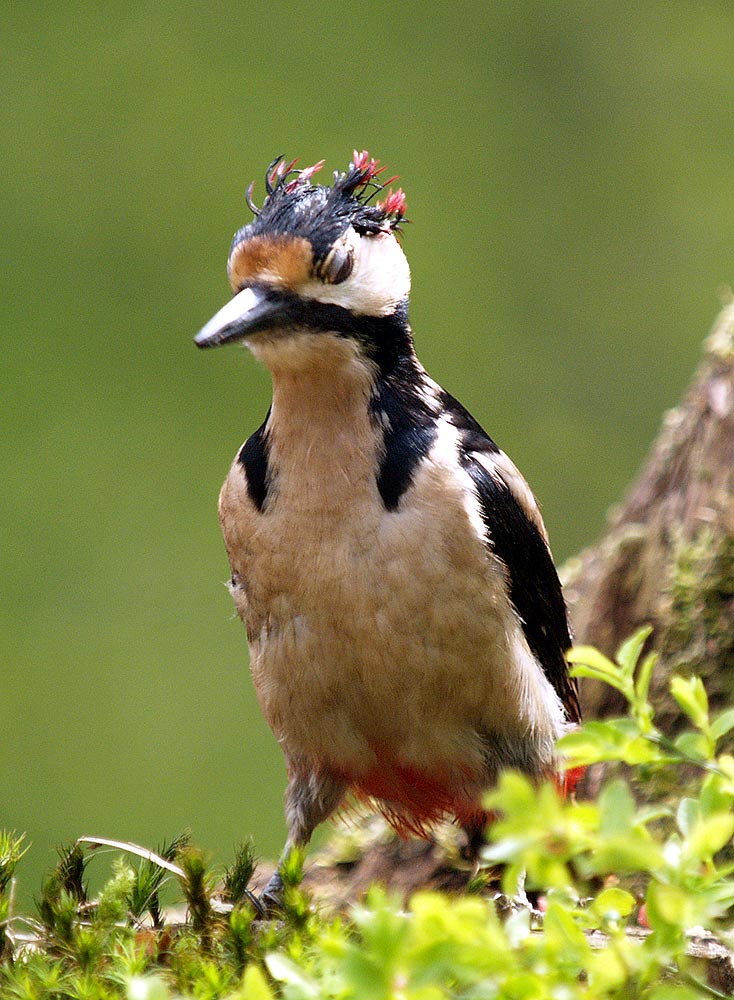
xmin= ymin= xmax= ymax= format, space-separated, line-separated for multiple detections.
xmin=3 ymin=2 xmax=733 ymax=899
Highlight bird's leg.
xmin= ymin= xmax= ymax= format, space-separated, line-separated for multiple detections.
xmin=461 ymin=815 xmax=490 ymax=865
xmin=259 ymin=768 xmax=347 ymax=914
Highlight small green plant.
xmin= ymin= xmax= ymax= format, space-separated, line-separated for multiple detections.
xmin=1 ymin=629 xmax=733 ymax=998
xmin=0 ymin=832 xmax=28 ymax=961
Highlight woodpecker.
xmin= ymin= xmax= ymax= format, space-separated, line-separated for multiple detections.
xmin=195 ymin=152 xmax=580 ymax=905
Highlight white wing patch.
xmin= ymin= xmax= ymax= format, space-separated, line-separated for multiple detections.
xmin=470 ymin=448 xmax=549 ymax=543
xmin=428 ymin=415 xmax=488 ymax=546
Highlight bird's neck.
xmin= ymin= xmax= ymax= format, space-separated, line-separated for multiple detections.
xmin=260 ymin=330 xmax=425 ymax=513
xmin=265 ymin=330 xmax=373 ymax=418
xmin=263 ymin=333 xmax=383 ymax=511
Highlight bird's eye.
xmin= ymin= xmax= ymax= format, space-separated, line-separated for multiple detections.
xmin=320 ymin=245 xmax=354 ymax=284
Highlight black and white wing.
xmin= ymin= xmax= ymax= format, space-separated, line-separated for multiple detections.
xmin=441 ymin=391 xmax=581 ymax=725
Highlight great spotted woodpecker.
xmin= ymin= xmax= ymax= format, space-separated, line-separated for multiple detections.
xmin=195 ymin=152 xmax=580 ymax=906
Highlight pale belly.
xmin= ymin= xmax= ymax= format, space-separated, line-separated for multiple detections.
xmin=221 ymin=460 xmax=565 ymax=784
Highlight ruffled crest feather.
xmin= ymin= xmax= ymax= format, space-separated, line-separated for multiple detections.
xmin=244 ymin=151 xmax=408 ymax=231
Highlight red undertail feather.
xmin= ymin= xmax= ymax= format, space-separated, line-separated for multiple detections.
xmin=556 ymin=764 xmax=586 ymax=798
xmin=343 ymin=756 xmax=585 ymax=838
xmin=337 ymin=744 xmax=487 ymax=839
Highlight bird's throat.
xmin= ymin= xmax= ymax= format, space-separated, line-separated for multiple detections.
xmin=264 ymin=335 xmax=383 ymax=513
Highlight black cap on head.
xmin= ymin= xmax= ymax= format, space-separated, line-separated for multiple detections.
xmin=231 ymin=152 xmax=407 ymax=262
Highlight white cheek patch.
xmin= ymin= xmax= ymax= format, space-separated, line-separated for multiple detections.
xmin=299 ymin=230 xmax=411 ymax=317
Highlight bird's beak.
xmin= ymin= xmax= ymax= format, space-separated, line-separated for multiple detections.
xmin=194 ymin=286 xmax=292 ymax=349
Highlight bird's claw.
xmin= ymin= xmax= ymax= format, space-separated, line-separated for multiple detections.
xmin=254 ymin=871 xmax=285 ymax=918
xmin=491 ymin=888 xmax=544 ymax=924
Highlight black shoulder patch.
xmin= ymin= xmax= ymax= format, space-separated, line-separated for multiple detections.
xmin=439 ymin=389 xmax=500 ymax=455
xmin=238 ymin=413 xmax=272 ymax=511
xmin=371 ymin=358 xmax=438 ymax=511
xmin=463 ymin=455 xmax=581 ymax=723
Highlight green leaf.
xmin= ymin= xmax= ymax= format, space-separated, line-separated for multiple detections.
xmin=616 ymin=625 xmax=653 ymax=679
xmin=623 ymin=735 xmax=665 ymax=765
xmin=558 ymin=718 xmax=662 ymax=767
xmin=543 ymin=898 xmax=591 ymax=967
xmin=584 ymin=836 xmax=664 ymax=877
xmin=556 ymin=727 xmax=614 ymax=767
xmin=700 ymin=773 xmax=734 ymax=817
xmin=711 ymin=708 xmax=734 ymax=742
xmin=634 ymin=650 xmax=658 ymax=707
xmin=239 ymin=965 xmax=276 ymax=1000
xmin=646 ymin=881 xmax=691 ymax=927
xmin=484 ymin=770 xmax=538 ymax=815
xmin=591 ymin=886 xmax=636 ymax=920
xmin=676 ymin=797 xmax=699 ymax=837
xmin=674 ymin=731 xmax=709 ymax=761
xmin=598 ymin=780 xmax=635 ymax=836
xmin=266 ymin=954 xmax=321 ymax=999
xmin=685 ymin=812 xmax=734 ymax=860
xmin=567 ymin=643 xmax=632 ymax=696
xmin=670 ymin=675 xmax=709 ymax=731
xmin=481 ymin=836 xmax=534 ymax=866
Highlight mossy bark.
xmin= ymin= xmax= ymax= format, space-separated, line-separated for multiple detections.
xmin=564 ymin=301 xmax=734 ymax=735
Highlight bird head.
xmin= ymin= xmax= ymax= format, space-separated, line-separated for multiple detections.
xmin=194 ymin=152 xmax=410 ymax=371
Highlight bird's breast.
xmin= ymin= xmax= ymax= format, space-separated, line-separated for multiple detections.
xmin=222 ymin=452 xmax=558 ymax=778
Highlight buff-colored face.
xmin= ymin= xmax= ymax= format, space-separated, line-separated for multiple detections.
xmin=195 ymin=227 xmax=411 ymax=365
xmin=226 ymin=225 xmax=410 ymax=319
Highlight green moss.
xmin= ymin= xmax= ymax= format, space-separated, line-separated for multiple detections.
xmin=662 ymin=527 xmax=734 ymax=685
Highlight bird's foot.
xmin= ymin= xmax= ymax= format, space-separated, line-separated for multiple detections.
xmin=491 ymin=885 xmax=544 ymax=924
xmin=255 ymin=871 xmax=285 ymax=918
xmin=489 ymin=868 xmax=544 ymax=922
